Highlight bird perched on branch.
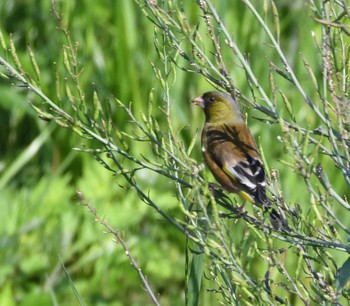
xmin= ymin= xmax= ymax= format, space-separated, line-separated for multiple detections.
xmin=192 ymin=91 xmax=283 ymax=229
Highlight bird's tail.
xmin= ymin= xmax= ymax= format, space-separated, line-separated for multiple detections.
xmin=262 ymin=199 xmax=288 ymax=231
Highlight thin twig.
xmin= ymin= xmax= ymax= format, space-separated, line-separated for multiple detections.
xmin=76 ymin=191 xmax=161 ymax=306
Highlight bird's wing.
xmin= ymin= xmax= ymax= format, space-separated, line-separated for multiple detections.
xmin=223 ymin=154 xmax=265 ymax=188
xmin=222 ymin=154 xmax=268 ymax=204
xmin=206 ymin=123 xmax=268 ymax=205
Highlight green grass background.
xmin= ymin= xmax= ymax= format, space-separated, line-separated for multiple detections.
xmin=0 ymin=1 xmax=348 ymax=305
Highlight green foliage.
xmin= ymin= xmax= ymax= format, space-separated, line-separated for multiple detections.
xmin=0 ymin=0 xmax=349 ymax=305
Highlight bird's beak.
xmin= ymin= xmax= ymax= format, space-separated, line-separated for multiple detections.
xmin=191 ymin=96 xmax=205 ymax=108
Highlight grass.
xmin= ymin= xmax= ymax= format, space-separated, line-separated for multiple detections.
xmin=0 ymin=0 xmax=349 ymax=305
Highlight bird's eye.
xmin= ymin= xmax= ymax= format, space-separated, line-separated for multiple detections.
xmin=208 ymin=97 xmax=215 ymax=103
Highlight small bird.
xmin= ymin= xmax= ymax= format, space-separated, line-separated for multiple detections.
xmin=192 ymin=91 xmax=282 ymax=227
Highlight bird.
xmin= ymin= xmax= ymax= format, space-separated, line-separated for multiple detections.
xmin=191 ymin=91 xmax=283 ymax=229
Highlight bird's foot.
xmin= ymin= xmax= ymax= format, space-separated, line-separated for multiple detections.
xmin=237 ymin=201 xmax=246 ymax=215
xmin=233 ymin=201 xmax=247 ymax=223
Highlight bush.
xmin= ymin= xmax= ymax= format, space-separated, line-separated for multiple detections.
xmin=0 ymin=0 xmax=349 ymax=305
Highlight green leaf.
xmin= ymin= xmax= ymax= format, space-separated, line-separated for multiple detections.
xmin=60 ymin=256 xmax=86 ymax=306
xmin=335 ymin=256 xmax=350 ymax=295
xmin=186 ymin=244 xmax=204 ymax=306
xmin=0 ymin=282 xmax=16 ymax=306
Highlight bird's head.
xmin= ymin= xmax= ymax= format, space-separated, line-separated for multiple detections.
xmin=191 ymin=91 xmax=243 ymax=123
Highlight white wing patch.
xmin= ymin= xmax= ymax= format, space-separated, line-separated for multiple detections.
xmin=223 ymin=154 xmax=266 ymax=193
xmin=224 ymin=163 xmax=257 ymax=190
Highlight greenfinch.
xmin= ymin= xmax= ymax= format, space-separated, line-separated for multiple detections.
xmin=192 ymin=91 xmax=281 ymax=226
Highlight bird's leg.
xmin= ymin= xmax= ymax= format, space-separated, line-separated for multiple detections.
xmin=207 ymin=183 xmax=239 ymax=216
xmin=207 ymin=182 xmax=248 ymax=218
xmin=231 ymin=200 xmax=247 ymax=223
xmin=237 ymin=200 xmax=246 ymax=215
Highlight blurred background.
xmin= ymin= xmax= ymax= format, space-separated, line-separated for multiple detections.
xmin=0 ymin=0 xmax=348 ymax=305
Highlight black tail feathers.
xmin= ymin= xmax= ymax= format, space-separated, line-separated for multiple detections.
xmin=268 ymin=207 xmax=289 ymax=231
xmin=259 ymin=197 xmax=288 ymax=231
